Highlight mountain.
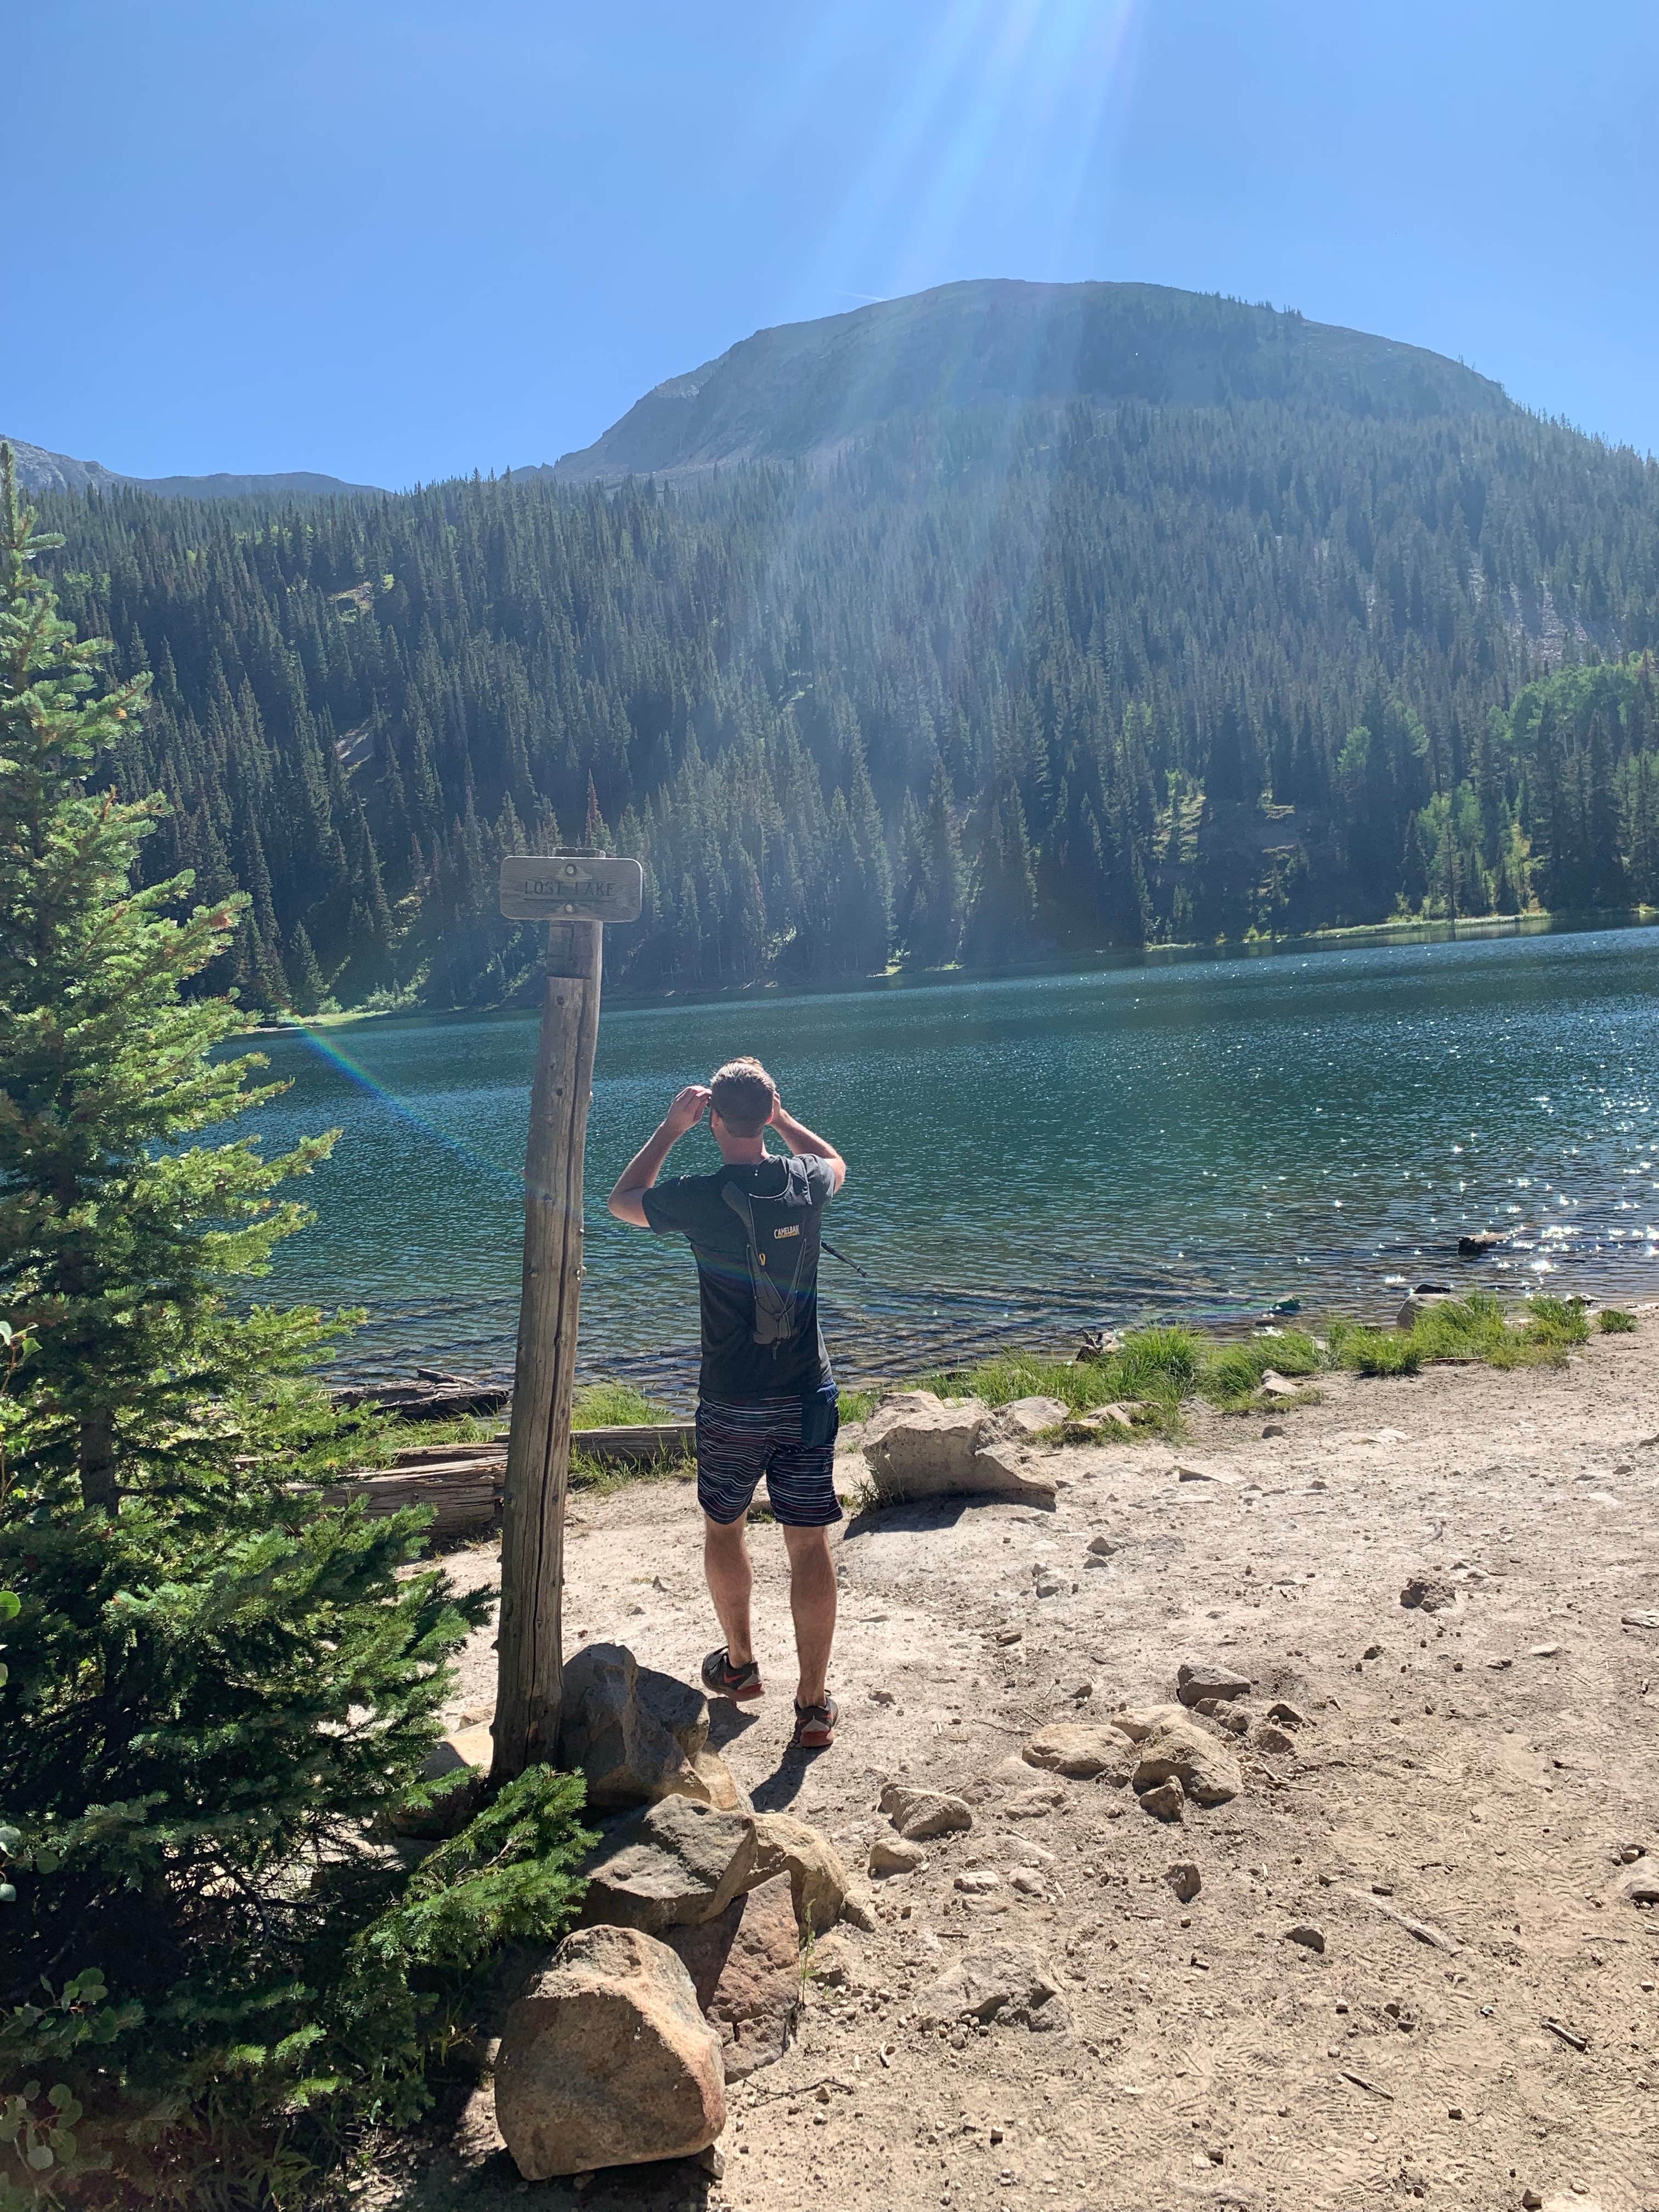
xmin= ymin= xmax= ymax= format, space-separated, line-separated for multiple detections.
xmin=21 ymin=281 xmax=1659 ymax=1016
xmin=3 ymin=435 xmax=381 ymax=502
xmin=552 ymin=279 xmax=1514 ymax=482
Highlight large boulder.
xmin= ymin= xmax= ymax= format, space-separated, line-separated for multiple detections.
xmin=665 ymin=1872 xmax=802 ymax=2080
xmin=580 ymin=1796 xmax=758 ymax=1936
xmin=558 ymin=1642 xmax=709 ymax=1809
xmin=915 ymin=1944 xmax=1070 ymax=2033
xmin=1109 ymin=1705 xmax=1243 ymax=1807
xmin=748 ymin=1812 xmax=853 ymax=1936
xmin=494 ymin=1925 xmax=725 ymax=2180
xmin=862 ymin=1392 xmax=1056 ymax=1507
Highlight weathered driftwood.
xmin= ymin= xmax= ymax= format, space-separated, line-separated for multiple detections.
xmin=326 ymin=1426 xmax=693 ymax=1547
xmin=569 ymin=1423 xmax=696 ymax=1466
xmin=334 ymin=1373 xmax=511 ymax=1421
xmin=325 ymin=1458 xmax=505 ymax=1543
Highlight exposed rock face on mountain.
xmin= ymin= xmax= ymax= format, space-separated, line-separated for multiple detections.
xmin=551 ymin=278 xmax=1513 ymax=483
xmin=2 ymin=435 xmax=380 ymax=501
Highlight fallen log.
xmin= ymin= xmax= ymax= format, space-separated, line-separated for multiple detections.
xmin=325 ymin=1425 xmax=695 ymax=1544
xmin=333 ymin=1373 xmax=511 ymax=1420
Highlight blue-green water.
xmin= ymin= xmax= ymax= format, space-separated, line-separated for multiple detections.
xmin=242 ymin=927 xmax=1659 ymax=1400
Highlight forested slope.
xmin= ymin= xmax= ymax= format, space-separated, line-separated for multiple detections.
xmin=32 ymin=385 xmax=1659 ymax=1013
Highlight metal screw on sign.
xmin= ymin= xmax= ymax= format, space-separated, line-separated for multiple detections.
xmin=490 ymin=851 xmax=644 ymax=1784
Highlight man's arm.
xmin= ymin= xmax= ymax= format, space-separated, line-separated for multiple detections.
xmin=607 ymin=1085 xmax=711 ymax=1228
xmin=769 ymin=1096 xmax=847 ymax=1193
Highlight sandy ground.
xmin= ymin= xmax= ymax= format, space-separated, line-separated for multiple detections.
xmin=379 ymin=1317 xmax=1659 ymax=2212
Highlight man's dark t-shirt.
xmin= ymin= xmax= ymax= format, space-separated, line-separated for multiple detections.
xmin=641 ymin=1154 xmax=836 ymax=1402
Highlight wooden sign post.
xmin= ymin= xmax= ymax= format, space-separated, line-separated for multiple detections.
xmin=490 ymin=851 xmax=644 ymax=1785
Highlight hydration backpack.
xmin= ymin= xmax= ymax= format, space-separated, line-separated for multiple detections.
xmin=720 ymin=1160 xmax=824 ymax=1353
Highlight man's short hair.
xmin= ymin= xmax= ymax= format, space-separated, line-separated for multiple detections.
xmin=709 ymin=1057 xmax=776 ymax=1138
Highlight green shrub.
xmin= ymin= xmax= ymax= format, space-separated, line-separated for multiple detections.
xmin=1598 ymin=1307 xmax=1639 ymax=1334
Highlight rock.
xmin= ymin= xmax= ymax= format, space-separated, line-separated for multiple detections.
xmin=915 ymin=1945 xmax=1070 ymax=2032
xmin=580 ymin=1797 xmax=758 ymax=1937
xmin=748 ymin=1813 xmax=852 ymax=1936
xmin=494 ymin=1925 xmax=725 ymax=2180
xmin=1258 ymin=1372 xmax=1302 ymax=1398
xmin=989 ymin=1396 xmax=1069 ymax=1440
xmin=861 ymin=1392 xmax=1055 ymax=1506
xmin=1458 ymin=1231 xmax=1508 ymax=1257
xmin=968 ymin=1443 xmax=1059 ymax=1506
xmin=1400 ymin=1576 xmax=1458 ymax=1613
xmin=1009 ymin=1869 xmax=1047 ymax=1897
xmin=1397 ymin=1284 xmax=1455 ymax=1328
xmin=1176 ymin=1661 xmax=1252 ymax=1708
xmin=558 ymin=1642 xmax=709 ymax=1810
xmin=1266 ymin=1700 xmax=1311 ymax=1730
xmin=1032 ymin=1568 xmax=1065 ymax=1598
xmin=672 ymin=1749 xmax=751 ymax=1813
xmin=868 ymin=1835 xmax=928 ymax=1878
xmin=880 ymin=1784 xmax=974 ymax=1842
xmin=1284 ymin=1923 xmax=1326 ymax=1954
xmin=1262 ymin=1422 xmax=1286 ymax=1438
xmin=1112 ymin=1705 xmax=1244 ymax=1806
xmin=663 ymin=1873 xmax=800 ymax=2081
xmin=1021 ymin=1723 xmax=1135 ymax=1783
xmin=1611 ymin=1855 xmax=1659 ymax=1906
xmin=1166 ymin=1861 xmax=1201 ymax=1903
xmin=1214 ymin=1705 xmax=1251 ymax=1737
xmin=1086 ymin=1534 xmax=1118 ymax=1556
xmin=808 ymin=1933 xmax=857 ymax=1988
xmin=1079 ymin=1401 xmax=1144 ymax=1434
xmin=1003 ymin=1783 xmax=1068 ymax=1819
xmin=397 ymin=1722 xmax=495 ymax=1835
xmin=1139 ymin=1778 xmax=1184 ymax=1821
xmin=1254 ymin=1723 xmax=1297 ymax=1756
xmin=955 ymin=1868 xmax=1003 ymax=1894
xmin=1621 ymin=1610 xmax=1659 ymax=1629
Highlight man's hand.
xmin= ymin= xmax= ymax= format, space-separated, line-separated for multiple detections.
xmin=663 ymin=1084 xmax=712 ymax=1138
xmin=608 ymin=1086 xmax=710 ymax=1226
xmin=766 ymin=1096 xmax=847 ymax=1194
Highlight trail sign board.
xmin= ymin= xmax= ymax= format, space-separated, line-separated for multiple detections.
xmin=499 ymin=852 xmax=643 ymax=923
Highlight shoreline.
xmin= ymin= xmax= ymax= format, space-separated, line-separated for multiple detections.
xmin=250 ymin=901 xmax=1659 ymax=1035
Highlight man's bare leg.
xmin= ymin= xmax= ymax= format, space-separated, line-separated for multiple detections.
xmin=781 ymin=1523 xmax=837 ymax=1707
xmin=703 ymin=1514 xmax=755 ymax=1669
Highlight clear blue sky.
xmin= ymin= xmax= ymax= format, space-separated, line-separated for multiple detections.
xmin=7 ymin=0 xmax=1656 ymax=487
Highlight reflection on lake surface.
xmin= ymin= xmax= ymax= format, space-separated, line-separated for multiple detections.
xmin=241 ymin=926 xmax=1659 ymax=1401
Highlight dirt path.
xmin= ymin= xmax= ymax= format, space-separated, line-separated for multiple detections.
xmin=399 ymin=1318 xmax=1659 ymax=2212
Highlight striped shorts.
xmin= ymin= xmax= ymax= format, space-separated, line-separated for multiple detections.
xmin=695 ymin=1395 xmax=842 ymax=1528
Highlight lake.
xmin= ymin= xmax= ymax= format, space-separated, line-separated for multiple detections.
xmin=242 ymin=926 xmax=1659 ymax=1401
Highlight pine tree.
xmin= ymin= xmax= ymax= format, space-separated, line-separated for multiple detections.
xmin=0 ymin=450 xmax=334 ymax=1510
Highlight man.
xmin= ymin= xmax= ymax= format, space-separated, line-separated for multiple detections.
xmin=607 ymin=1057 xmax=846 ymax=1751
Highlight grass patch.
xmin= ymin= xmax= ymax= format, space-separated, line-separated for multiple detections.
xmin=1200 ymin=1329 xmax=1327 ymax=1409
xmin=568 ymin=1441 xmax=694 ymax=1497
xmin=572 ymin=1377 xmax=677 ymax=1427
xmin=1598 ymin=1307 xmax=1638 ymax=1334
xmin=837 ymin=1385 xmax=883 ymax=1424
xmin=1328 ymin=1291 xmax=1588 ymax=1379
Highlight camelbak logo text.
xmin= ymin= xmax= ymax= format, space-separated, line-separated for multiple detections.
xmin=772 ymin=1223 xmax=801 ymax=1239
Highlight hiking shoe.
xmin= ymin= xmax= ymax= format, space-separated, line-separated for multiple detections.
xmin=701 ymin=1647 xmax=764 ymax=1702
xmin=791 ymin=1694 xmax=838 ymax=1751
